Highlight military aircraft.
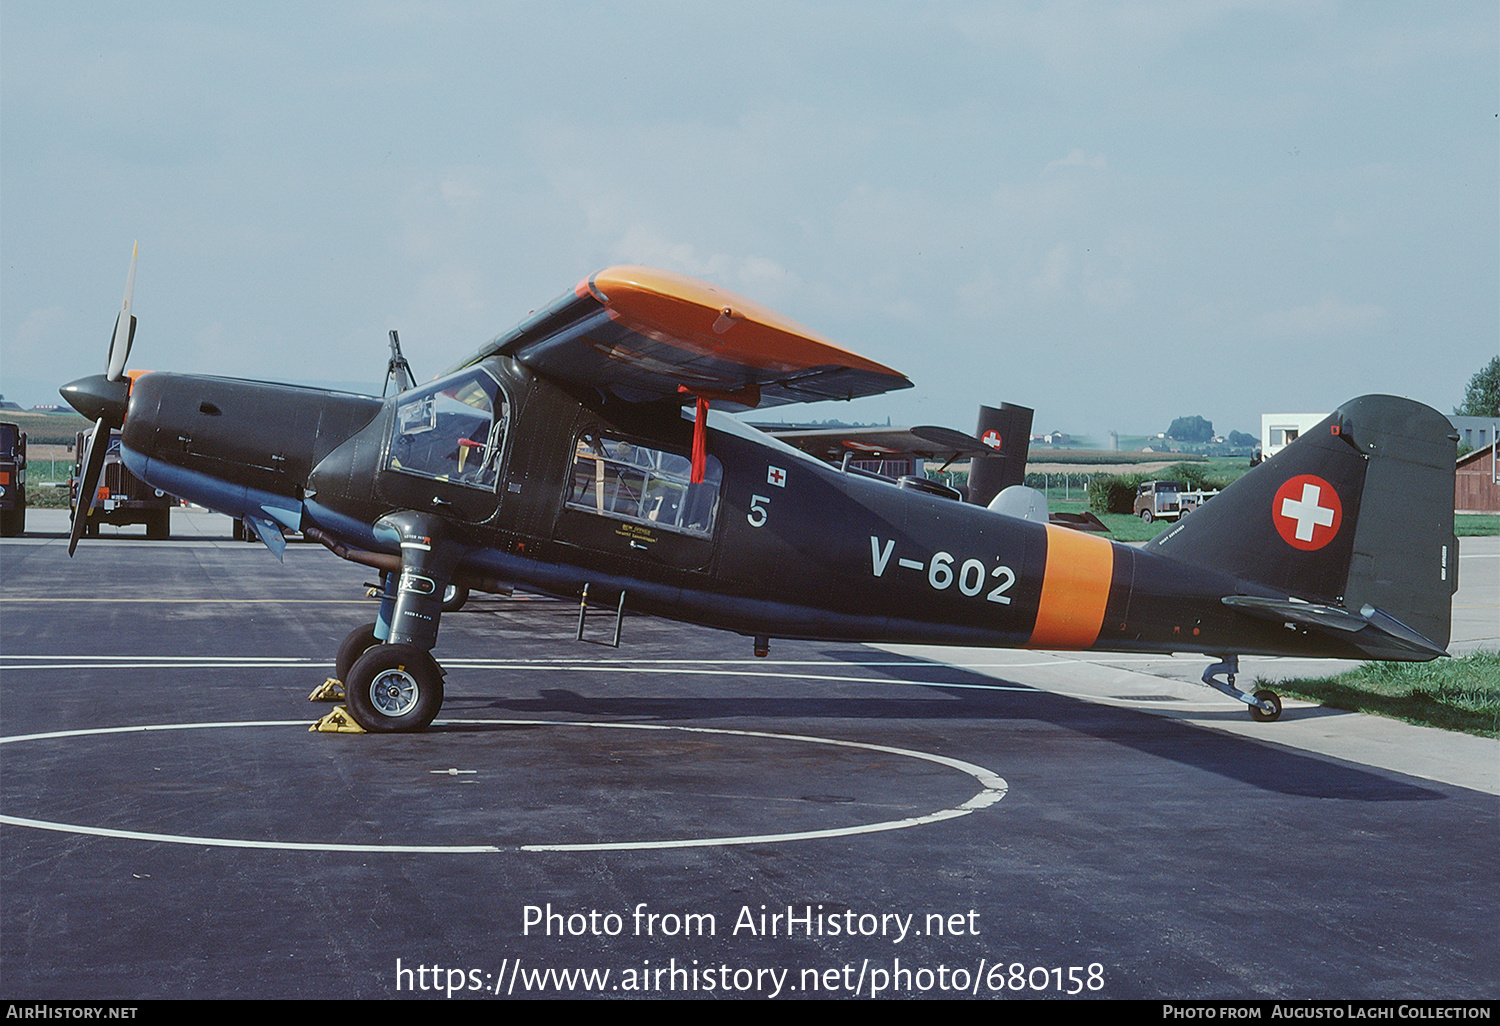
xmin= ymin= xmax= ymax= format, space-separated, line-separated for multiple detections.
xmin=61 ymin=248 xmax=1459 ymax=732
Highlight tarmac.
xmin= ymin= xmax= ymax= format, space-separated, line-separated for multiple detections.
xmin=1 ymin=508 xmax=1496 ymax=999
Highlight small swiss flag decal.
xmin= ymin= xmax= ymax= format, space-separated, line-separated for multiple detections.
xmin=981 ymin=429 xmax=1003 ymax=449
xmin=1272 ymin=475 xmax=1343 ymax=550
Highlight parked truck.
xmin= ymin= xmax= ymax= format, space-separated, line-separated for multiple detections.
xmin=71 ymin=428 xmax=175 ymax=538
xmin=1133 ymin=480 xmax=1217 ymax=522
xmin=0 ymin=421 xmax=26 ymax=537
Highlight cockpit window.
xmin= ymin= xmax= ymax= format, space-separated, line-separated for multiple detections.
xmin=566 ymin=432 xmax=720 ymax=537
xmin=388 ymin=367 xmax=510 ymax=489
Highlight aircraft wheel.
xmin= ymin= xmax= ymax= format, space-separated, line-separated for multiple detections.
xmin=1249 ymin=689 xmax=1282 ymax=723
xmin=335 ymin=621 xmax=382 ymax=683
xmin=441 ymin=583 xmax=469 ymax=612
xmin=344 ymin=644 xmax=444 ymax=733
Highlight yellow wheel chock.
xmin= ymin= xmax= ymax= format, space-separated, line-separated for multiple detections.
xmin=309 ymin=705 xmax=366 ymax=733
xmin=308 ymin=677 xmax=346 ymax=702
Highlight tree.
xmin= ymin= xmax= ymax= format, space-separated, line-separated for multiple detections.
xmin=1226 ymin=430 xmax=1257 ymax=448
xmin=1455 ymin=356 xmax=1499 ymax=417
xmin=1165 ymin=415 xmax=1214 ymax=443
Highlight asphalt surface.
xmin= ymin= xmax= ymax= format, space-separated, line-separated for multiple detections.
xmin=1 ymin=510 xmax=1496 ymax=1000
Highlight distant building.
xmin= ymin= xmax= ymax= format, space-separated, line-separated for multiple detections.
xmin=1455 ymin=446 xmax=1498 ymax=513
xmin=1450 ymin=416 xmax=1497 ymax=453
xmin=1260 ymin=413 xmax=1327 ymax=459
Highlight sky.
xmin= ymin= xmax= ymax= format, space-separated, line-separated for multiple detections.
xmin=2 ymin=2 xmax=1496 ymax=442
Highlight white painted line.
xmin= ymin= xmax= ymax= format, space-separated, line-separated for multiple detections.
xmin=0 ymin=719 xmax=1008 ymax=854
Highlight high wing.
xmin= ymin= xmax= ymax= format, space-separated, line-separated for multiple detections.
xmin=448 ymin=266 xmax=913 ymax=410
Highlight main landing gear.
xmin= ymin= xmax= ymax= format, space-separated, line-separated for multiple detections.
xmin=312 ymin=511 xmax=458 ymax=734
xmin=1201 ymin=654 xmax=1282 ymax=722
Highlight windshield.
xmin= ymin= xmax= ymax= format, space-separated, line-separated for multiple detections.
xmin=387 ymin=367 xmax=510 ymax=489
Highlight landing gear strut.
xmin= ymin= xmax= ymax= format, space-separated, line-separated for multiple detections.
xmin=1201 ymin=654 xmax=1282 ymax=722
xmin=315 ymin=512 xmax=458 ymax=733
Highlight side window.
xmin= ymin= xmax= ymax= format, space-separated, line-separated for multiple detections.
xmin=388 ymin=368 xmax=510 ymax=489
xmin=566 ymin=433 xmax=721 ymax=537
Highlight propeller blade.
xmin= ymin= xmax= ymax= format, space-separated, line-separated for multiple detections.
xmin=68 ymin=417 xmax=110 ymax=556
xmin=106 ymin=241 xmax=138 ymax=381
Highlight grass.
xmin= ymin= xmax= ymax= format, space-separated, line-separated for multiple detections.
xmin=1455 ymin=514 xmax=1499 ymax=536
xmin=1261 ymin=651 xmax=1500 ymax=738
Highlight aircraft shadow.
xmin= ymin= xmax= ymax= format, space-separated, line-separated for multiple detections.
xmin=437 ymin=645 xmax=1444 ymax=804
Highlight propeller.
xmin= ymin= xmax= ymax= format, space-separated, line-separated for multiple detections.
xmin=60 ymin=242 xmax=139 ymax=556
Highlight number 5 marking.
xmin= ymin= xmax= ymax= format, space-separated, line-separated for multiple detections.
xmin=748 ymin=494 xmax=770 ymax=528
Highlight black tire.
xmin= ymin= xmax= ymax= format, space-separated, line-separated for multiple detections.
xmin=1249 ymin=689 xmax=1282 ymax=723
xmin=344 ymin=643 xmax=444 ymax=733
xmin=146 ymin=509 xmax=170 ymax=540
xmin=335 ymin=621 xmax=382 ymax=683
xmin=0 ymin=507 xmax=23 ymax=537
xmin=1140 ymin=509 xmax=1154 ymax=523
xmin=441 ymin=583 xmax=470 ymax=612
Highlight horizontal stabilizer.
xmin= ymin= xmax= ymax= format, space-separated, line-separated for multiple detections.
xmin=1222 ymin=595 xmax=1449 ymax=660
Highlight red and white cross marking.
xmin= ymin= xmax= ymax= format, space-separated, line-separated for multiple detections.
xmin=981 ymin=429 xmax=1003 ymax=450
xmin=767 ymin=466 xmax=787 ymax=488
xmin=1272 ymin=474 xmax=1343 ymax=550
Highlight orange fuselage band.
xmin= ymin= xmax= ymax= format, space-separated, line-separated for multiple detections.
xmin=1028 ymin=525 xmax=1114 ymax=649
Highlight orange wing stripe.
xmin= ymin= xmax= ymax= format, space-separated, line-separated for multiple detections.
xmin=1028 ymin=526 xmax=1114 ymax=649
xmin=584 ymin=265 xmax=905 ymax=379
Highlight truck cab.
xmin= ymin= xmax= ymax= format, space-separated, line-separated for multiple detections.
xmin=71 ymin=427 xmax=176 ymax=538
xmin=0 ymin=422 xmax=25 ymax=537
xmin=1133 ymin=479 xmax=1187 ymax=523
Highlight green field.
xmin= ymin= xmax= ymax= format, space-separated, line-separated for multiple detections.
xmin=2 ymin=409 xmax=91 ymax=446
xmin=1263 ymin=651 xmax=1500 ymax=738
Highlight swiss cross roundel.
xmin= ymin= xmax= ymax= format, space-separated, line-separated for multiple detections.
xmin=981 ymin=429 xmax=1003 ymax=449
xmin=1271 ymin=474 xmax=1343 ymax=550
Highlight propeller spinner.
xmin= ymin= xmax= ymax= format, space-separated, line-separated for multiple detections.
xmin=60 ymin=242 xmax=139 ymax=555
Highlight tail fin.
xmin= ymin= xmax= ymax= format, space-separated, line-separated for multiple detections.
xmin=1149 ymin=395 xmax=1457 ymax=657
xmin=968 ymin=403 xmax=1033 ymax=506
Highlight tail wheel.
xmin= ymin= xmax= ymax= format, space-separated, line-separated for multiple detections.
xmin=335 ymin=621 xmax=382 ymax=683
xmin=1249 ymin=689 xmax=1282 ymax=722
xmin=344 ymin=643 xmax=444 ymax=733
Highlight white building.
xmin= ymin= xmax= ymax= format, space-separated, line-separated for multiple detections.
xmin=1260 ymin=413 xmax=1327 ymax=459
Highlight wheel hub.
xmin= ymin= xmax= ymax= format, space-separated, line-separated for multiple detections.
xmin=369 ymin=668 xmax=419 ymax=717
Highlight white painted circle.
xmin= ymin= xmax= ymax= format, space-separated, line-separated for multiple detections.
xmin=0 ymin=719 xmax=1007 ymax=854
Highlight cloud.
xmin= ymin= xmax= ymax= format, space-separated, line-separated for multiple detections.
xmin=1045 ymin=149 xmax=1108 ymax=173
xmin=1259 ymin=296 xmax=1388 ymax=338
xmin=10 ymin=305 xmax=69 ymax=360
xmin=1028 ymin=244 xmax=1071 ymax=298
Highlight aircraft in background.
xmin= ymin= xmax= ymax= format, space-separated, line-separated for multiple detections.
xmin=62 ymin=249 xmax=1459 ymax=731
